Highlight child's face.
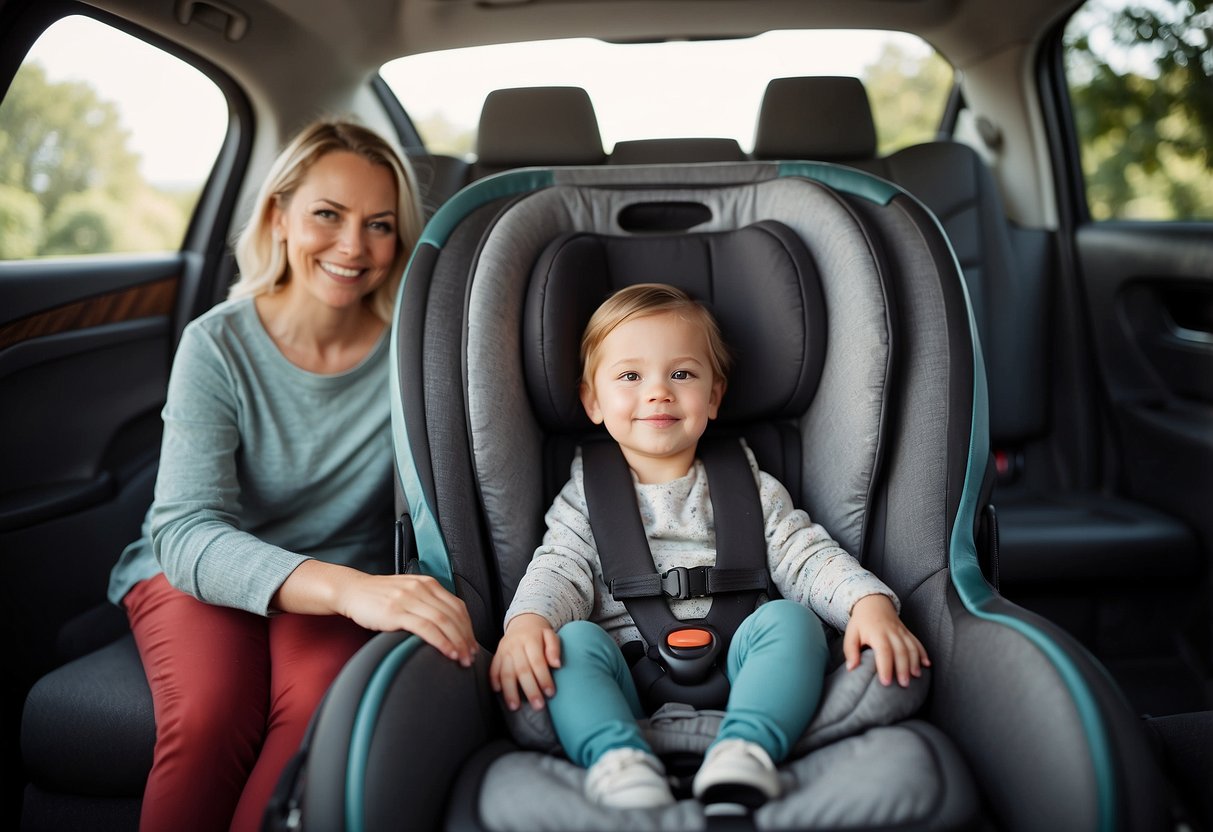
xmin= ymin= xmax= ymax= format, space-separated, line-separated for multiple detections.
xmin=580 ymin=311 xmax=724 ymax=484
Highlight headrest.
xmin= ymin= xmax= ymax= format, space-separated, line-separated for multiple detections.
xmin=608 ymin=138 xmax=748 ymax=165
xmin=475 ymin=86 xmax=606 ymax=169
xmin=753 ymin=76 xmax=877 ymax=162
xmin=523 ymin=221 xmax=827 ymax=433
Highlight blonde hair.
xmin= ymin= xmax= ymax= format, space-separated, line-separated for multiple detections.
xmin=230 ymin=119 xmax=424 ymax=322
xmin=580 ymin=283 xmax=732 ymax=387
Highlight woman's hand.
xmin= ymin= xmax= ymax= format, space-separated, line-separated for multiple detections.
xmin=843 ymin=594 xmax=930 ymax=687
xmin=274 ymin=560 xmax=477 ymax=666
xmin=490 ymin=613 xmax=561 ymax=712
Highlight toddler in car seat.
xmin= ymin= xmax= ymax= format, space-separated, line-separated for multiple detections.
xmin=489 ymin=283 xmax=930 ymax=809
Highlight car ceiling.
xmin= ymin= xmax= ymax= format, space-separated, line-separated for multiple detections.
xmin=80 ymin=0 xmax=1082 ymax=89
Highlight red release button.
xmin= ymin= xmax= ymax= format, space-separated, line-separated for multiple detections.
xmin=667 ymin=628 xmax=713 ymax=648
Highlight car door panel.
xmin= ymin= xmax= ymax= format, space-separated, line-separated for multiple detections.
xmin=0 ymin=256 xmax=181 ymax=686
xmin=1074 ymin=222 xmax=1213 ymax=549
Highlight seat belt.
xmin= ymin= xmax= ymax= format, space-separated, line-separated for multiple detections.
xmin=582 ymin=437 xmax=769 ymax=710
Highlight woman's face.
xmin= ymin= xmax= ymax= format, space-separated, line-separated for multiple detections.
xmin=272 ymin=150 xmax=399 ymax=313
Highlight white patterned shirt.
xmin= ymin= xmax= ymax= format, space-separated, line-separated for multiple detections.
xmin=505 ymin=444 xmax=898 ymax=648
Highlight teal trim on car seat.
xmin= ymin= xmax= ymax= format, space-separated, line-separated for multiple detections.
xmin=389 ymin=284 xmax=455 ymax=590
xmin=390 ymin=168 xmax=556 ymax=591
xmin=346 ymin=635 xmax=424 ymax=832
xmin=946 ymin=260 xmax=1116 ymax=830
xmin=419 ymin=168 xmax=556 ymax=248
xmin=777 ymin=161 xmax=899 ymax=204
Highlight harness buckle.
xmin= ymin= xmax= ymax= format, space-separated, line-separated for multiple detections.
xmin=661 ymin=565 xmax=710 ymax=600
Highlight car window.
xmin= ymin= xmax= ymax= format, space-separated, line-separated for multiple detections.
xmin=381 ymin=30 xmax=953 ymax=159
xmin=0 ymin=15 xmax=229 ymax=259
xmin=1063 ymin=0 xmax=1213 ymax=221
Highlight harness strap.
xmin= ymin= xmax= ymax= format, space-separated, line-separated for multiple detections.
xmin=582 ymin=436 xmax=768 ymax=654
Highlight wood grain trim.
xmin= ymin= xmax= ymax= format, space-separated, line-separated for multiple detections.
xmin=0 ymin=276 xmax=179 ymax=351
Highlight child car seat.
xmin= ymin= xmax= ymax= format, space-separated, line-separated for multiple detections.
xmin=284 ymin=162 xmax=1171 ymax=831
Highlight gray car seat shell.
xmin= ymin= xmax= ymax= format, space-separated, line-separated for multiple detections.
xmin=293 ymin=163 xmax=1171 ymax=831
xmin=751 ymin=75 xmax=1201 ymax=598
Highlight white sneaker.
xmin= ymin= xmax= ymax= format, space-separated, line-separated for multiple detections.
xmin=584 ymin=747 xmax=676 ymax=809
xmin=692 ymin=739 xmax=781 ymax=806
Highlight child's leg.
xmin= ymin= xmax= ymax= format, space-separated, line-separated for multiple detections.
xmin=715 ymin=599 xmax=828 ymax=763
xmin=546 ymin=620 xmax=651 ymax=767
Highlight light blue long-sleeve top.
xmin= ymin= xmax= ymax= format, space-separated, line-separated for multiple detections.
xmin=107 ymin=297 xmax=394 ymax=615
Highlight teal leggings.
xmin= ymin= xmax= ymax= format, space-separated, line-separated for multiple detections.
xmin=547 ymin=599 xmax=828 ymax=768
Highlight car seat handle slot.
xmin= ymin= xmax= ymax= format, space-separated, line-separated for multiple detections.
xmin=617 ymin=201 xmax=712 ymax=232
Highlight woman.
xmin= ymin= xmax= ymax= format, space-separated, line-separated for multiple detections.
xmin=107 ymin=120 xmax=476 ymax=831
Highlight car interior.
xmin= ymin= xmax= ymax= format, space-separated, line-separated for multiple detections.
xmin=1 ymin=0 xmax=1210 ymax=829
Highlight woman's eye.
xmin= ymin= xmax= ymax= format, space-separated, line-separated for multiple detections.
xmin=314 ymin=209 xmax=338 ymax=220
xmin=369 ymin=221 xmax=395 ymax=234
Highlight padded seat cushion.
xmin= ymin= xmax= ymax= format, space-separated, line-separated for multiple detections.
xmin=995 ymin=493 xmax=1201 ymax=583
xmin=474 ymin=720 xmax=977 ymax=831
xmin=524 ymin=221 xmax=827 ymax=431
xmin=21 ymin=634 xmax=153 ymax=795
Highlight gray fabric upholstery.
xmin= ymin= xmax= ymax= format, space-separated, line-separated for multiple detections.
xmin=479 ymin=721 xmax=975 ymax=831
xmin=473 ymin=86 xmax=605 ymax=178
xmin=465 ymin=172 xmax=891 ymax=604
xmin=751 ymin=75 xmax=1199 ymax=591
xmin=608 ymin=138 xmax=748 ymax=165
xmin=753 ymin=77 xmax=877 ymax=162
xmin=354 ymin=161 xmax=1171 ymax=832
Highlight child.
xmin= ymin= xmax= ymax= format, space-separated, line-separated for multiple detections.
xmin=489 ymin=283 xmax=929 ymax=809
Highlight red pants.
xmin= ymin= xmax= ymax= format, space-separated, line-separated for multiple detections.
xmin=124 ymin=573 xmax=372 ymax=832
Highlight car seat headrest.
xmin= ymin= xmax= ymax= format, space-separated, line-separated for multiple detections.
xmin=753 ymin=76 xmax=877 ymax=162
xmin=523 ymin=220 xmax=827 ymax=432
xmin=475 ymin=86 xmax=606 ymax=169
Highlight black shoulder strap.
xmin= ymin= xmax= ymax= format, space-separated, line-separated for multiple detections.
xmin=581 ymin=437 xmax=768 ymax=649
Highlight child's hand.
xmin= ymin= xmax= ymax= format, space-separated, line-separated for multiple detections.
xmin=843 ymin=594 xmax=931 ymax=687
xmin=490 ymin=613 xmax=562 ymax=711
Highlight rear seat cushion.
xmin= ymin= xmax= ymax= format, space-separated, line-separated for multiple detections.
xmin=21 ymin=634 xmax=153 ymax=795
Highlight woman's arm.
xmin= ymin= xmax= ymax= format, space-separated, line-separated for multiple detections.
xmin=274 ymin=559 xmax=476 ymax=665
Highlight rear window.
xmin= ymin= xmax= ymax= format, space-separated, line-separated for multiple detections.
xmin=381 ymin=30 xmax=953 ymax=159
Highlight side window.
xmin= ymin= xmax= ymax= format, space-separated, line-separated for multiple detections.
xmin=0 ymin=15 xmax=228 ymax=259
xmin=1063 ymin=0 xmax=1213 ymax=221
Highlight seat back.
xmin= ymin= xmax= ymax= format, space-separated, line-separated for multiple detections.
xmin=608 ymin=137 xmax=749 ymax=165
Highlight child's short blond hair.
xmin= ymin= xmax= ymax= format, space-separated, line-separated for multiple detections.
xmin=580 ymin=283 xmax=732 ymax=388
